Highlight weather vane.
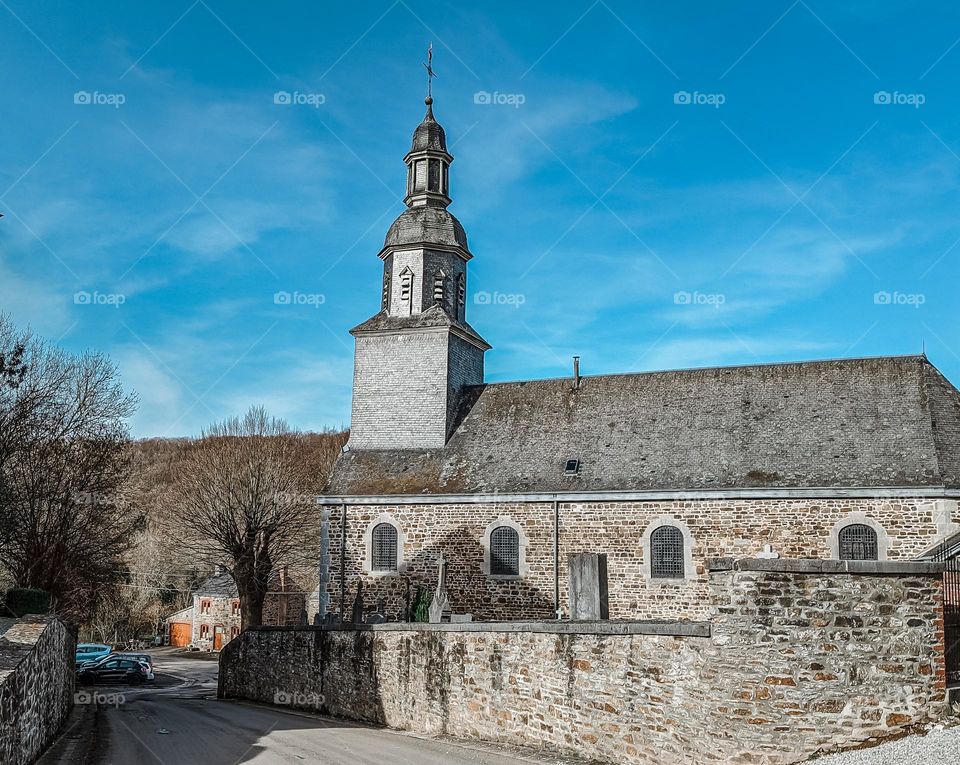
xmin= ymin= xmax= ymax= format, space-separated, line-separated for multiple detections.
xmin=423 ymin=42 xmax=436 ymax=102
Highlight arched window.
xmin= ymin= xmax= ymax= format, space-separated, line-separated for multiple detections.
xmin=381 ymin=269 xmax=390 ymax=310
xmin=457 ymin=274 xmax=465 ymax=309
xmin=838 ymin=524 xmax=878 ymax=561
xmin=371 ymin=523 xmax=398 ymax=572
xmin=650 ymin=525 xmax=685 ymax=579
xmin=433 ymin=269 xmax=446 ymax=305
xmin=490 ymin=526 xmax=520 ymax=576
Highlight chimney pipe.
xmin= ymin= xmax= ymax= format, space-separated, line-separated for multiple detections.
xmin=573 ymin=356 xmax=581 ymax=389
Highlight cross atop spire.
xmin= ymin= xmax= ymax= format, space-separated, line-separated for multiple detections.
xmin=423 ymin=42 xmax=436 ymax=104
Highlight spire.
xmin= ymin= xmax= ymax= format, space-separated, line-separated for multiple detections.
xmin=404 ymin=45 xmax=452 ymax=208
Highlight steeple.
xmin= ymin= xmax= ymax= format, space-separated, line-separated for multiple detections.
xmin=345 ymin=50 xmax=490 ymax=451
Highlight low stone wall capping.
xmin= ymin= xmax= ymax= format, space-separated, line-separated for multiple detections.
xmin=0 ymin=615 xmax=75 ymax=765
xmin=252 ymin=619 xmax=712 ymax=637
xmin=220 ymin=561 xmax=948 ymax=765
xmin=707 ymin=557 xmax=946 ymax=574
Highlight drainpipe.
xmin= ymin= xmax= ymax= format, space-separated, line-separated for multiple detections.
xmin=339 ymin=503 xmax=347 ymax=619
xmin=318 ymin=508 xmax=330 ymax=621
xmin=572 ymin=356 xmax=581 ymax=389
xmin=553 ymin=499 xmax=560 ymax=619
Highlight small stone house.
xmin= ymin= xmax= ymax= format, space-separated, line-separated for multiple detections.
xmin=165 ymin=566 xmax=315 ymax=649
xmin=318 ymin=93 xmax=960 ymax=624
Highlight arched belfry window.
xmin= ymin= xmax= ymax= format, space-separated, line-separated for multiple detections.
xmin=838 ymin=524 xmax=878 ymax=561
xmin=650 ymin=525 xmax=685 ymax=579
xmin=433 ymin=269 xmax=446 ymax=305
xmin=457 ymin=274 xmax=465 ymax=310
xmin=371 ymin=523 xmax=398 ymax=572
xmin=381 ymin=269 xmax=390 ymax=311
xmin=490 ymin=526 xmax=520 ymax=576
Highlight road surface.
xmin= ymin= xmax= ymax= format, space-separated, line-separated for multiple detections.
xmin=76 ymin=648 xmax=569 ymax=765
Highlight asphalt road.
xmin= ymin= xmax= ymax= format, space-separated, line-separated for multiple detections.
xmin=80 ymin=648 xmax=566 ymax=765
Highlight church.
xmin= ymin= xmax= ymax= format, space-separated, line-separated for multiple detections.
xmin=319 ymin=89 xmax=960 ymax=622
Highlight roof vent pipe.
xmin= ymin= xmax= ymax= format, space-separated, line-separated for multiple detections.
xmin=573 ymin=356 xmax=581 ymax=389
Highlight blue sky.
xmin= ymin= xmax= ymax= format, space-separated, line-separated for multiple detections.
xmin=2 ymin=1 xmax=960 ymax=437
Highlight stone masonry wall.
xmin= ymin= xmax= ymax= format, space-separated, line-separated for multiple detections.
xmin=326 ymin=497 xmax=953 ymax=622
xmin=0 ymin=616 xmax=75 ymax=765
xmin=220 ymin=562 xmax=948 ymax=765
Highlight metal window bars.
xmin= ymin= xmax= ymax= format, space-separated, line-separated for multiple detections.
xmin=651 ymin=525 xmax=684 ymax=579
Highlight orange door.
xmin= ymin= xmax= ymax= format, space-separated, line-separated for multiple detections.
xmin=169 ymin=622 xmax=191 ymax=647
xmin=213 ymin=626 xmax=224 ymax=650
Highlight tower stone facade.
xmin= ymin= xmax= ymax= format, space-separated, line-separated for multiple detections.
xmin=348 ymin=96 xmax=489 ymax=450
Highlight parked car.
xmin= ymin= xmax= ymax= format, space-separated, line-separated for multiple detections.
xmin=79 ymin=652 xmax=155 ymax=681
xmin=116 ymin=652 xmax=154 ymax=681
xmin=75 ymin=643 xmax=111 ymax=668
xmin=76 ymin=657 xmax=149 ymax=685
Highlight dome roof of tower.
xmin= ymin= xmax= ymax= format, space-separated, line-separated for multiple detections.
xmin=411 ymin=102 xmax=447 ymax=152
xmin=384 ymin=206 xmax=467 ymax=249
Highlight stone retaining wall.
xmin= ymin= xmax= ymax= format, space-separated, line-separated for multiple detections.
xmin=219 ymin=562 xmax=948 ymax=764
xmin=0 ymin=615 xmax=75 ymax=765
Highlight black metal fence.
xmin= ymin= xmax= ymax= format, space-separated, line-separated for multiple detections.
xmin=931 ymin=543 xmax=960 ymax=685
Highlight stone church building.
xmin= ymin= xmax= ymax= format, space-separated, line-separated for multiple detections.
xmin=319 ymin=93 xmax=960 ymax=622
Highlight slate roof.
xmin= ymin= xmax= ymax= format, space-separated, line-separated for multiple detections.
xmin=328 ymin=355 xmax=960 ymax=495
xmin=195 ymin=571 xmax=238 ymax=598
xmin=384 ymin=207 xmax=468 ymax=250
xmin=350 ymin=304 xmax=489 ymax=348
xmin=410 ymin=102 xmax=447 ymax=152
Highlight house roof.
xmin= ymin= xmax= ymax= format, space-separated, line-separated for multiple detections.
xmin=194 ymin=571 xmax=238 ymax=598
xmin=327 ymin=355 xmax=960 ymax=496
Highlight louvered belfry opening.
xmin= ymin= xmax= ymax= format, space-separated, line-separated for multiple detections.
xmin=651 ymin=525 xmax=684 ymax=579
xmin=490 ymin=526 xmax=520 ymax=575
xmin=371 ymin=523 xmax=398 ymax=572
xmin=838 ymin=524 xmax=878 ymax=561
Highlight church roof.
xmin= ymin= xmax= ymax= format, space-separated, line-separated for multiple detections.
xmin=384 ymin=206 xmax=468 ymax=250
xmin=328 ymin=355 xmax=960 ymax=496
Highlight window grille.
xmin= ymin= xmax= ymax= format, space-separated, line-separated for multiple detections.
xmin=400 ymin=269 xmax=413 ymax=302
xmin=382 ymin=270 xmax=390 ymax=310
xmin=650 ymin=526 xmax=684 ymax=579
xmin=434 ymin=270 xmax=446 ymax=304
xmin=371 ymin=523 xmax=398 ymax=572
xmin=457 ymin=274 xmax=465 ymax=307
xmin=838 ymin=524 xmax=878 ymax=560
xmin=490 ymin=526 xmax=520 ymax=575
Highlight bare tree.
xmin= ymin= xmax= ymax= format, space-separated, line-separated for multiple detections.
xmin=0 ymin=315 xmax=139 ymax=624
xmin=169 ymin=406 xmax=316 ymax=629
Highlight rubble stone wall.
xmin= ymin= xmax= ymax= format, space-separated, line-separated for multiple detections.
xmin=325 ymin=497 xmax=955 ymax=621
xmin=220 ymin=561 xmax=948 ymax=764
xmin=0 ymin=616 xmax=74 ymax=765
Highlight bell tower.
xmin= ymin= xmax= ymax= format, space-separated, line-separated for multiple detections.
xmin=347 ymin=56 xmax=490 ymax=450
